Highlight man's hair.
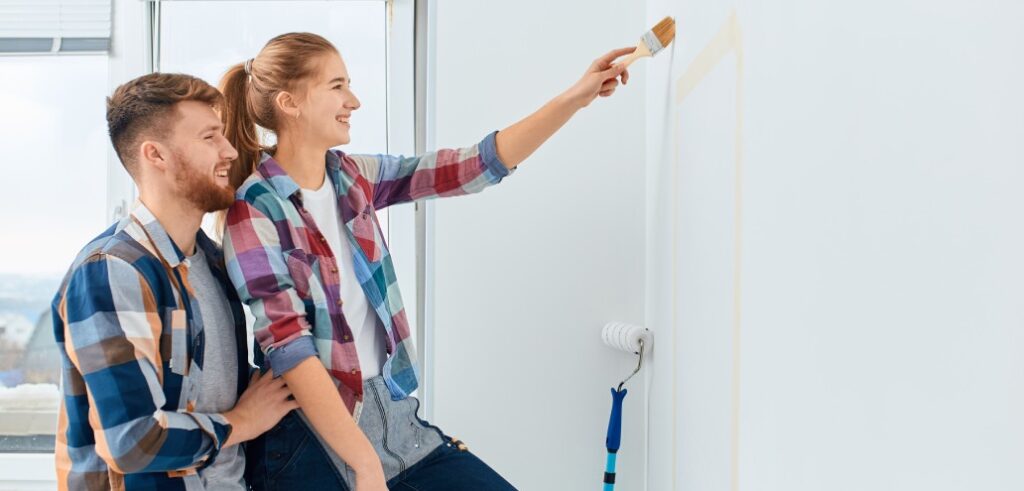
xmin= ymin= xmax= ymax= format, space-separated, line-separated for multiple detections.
xmin=106 ymin=73 xmax=222 ymax=176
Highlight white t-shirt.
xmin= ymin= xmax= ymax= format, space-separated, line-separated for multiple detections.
xmin=301 ymin=176 xmax=387 ymax=379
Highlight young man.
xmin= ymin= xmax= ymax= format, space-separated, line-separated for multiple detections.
xmin=52 ymin=73 xmax=298 ymax=490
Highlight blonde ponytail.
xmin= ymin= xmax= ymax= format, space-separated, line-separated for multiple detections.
xmin=214 ymin=32 xmax=339 ymax=237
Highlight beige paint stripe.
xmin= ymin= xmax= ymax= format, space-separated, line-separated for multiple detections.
xmin=671 ymin=10 xmax=743 ymax=491
xmin=675 ymin=12 xmax=741 ymax=104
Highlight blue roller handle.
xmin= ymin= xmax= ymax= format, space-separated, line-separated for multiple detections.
xmin=606 ymin=388 xmax=628 ymax=451
xmin=603 ymin=387 xmax=628 ymax=490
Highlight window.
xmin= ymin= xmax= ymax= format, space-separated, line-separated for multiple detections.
xmin=0 ymin=54 xmax=110 ymax=454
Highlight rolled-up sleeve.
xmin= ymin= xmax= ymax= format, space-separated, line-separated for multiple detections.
xmin=349 ymin=131 xmax=513 ymax=210
xmin=223 ymin=198 xmax=317 ymax=376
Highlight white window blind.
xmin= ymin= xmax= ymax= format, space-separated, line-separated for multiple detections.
xmin=0 ymin=0 xmax=111 ymax=53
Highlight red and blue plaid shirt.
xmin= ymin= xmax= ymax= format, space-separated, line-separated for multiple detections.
xmin=223 ymin=131 xmax=511 ymax=419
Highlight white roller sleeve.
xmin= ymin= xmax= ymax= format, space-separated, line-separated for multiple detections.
xmin=602 ymin=322 xmax=651 ymax=355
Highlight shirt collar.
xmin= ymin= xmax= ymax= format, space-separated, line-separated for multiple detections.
xmin=129 ymin=201 xmax=187 ymax=268
xmin=256 ymin=150 xmax=343 ymax=200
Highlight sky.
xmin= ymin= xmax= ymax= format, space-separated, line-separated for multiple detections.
xmin=0 ymin=55 xmax=109 ymax=276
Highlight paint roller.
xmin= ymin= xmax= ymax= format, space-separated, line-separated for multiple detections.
xmin=600 ymin=322 xmax=651 ymax=490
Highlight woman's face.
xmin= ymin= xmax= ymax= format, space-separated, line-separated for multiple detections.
xmin=295 ymin=52 xmax=361 ymax=149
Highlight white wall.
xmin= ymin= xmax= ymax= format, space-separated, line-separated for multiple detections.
xmin=426 ymin=0 xmax=647 ymax=489
xmin=646 ymin=1 xmax=1024 ymax=490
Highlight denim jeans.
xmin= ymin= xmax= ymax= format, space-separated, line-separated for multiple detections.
xmin=245 ymin=376 xmax=516 ymax=490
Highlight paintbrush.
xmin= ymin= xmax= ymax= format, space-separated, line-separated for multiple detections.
xmin=616 ymin=16 xmax=676 ymax=68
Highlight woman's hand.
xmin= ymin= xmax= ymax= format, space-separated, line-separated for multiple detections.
xmin=561 ymin=47 xmax=635 ymax=109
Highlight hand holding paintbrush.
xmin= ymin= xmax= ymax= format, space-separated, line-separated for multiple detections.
xmin=561 ymin=47 xmax=637 ymax=108
xmin=561 ymin=16 xmax=677 ymax=109
xmin=491 ymin=17 xmax=677 ymax=166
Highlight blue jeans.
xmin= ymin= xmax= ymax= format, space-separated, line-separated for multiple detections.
xmin=389 ymin=440 xmax=517 ymax=491
xmin=245 ymin=404 xmax=516 ymax=490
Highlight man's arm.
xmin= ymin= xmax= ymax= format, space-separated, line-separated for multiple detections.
xmin=60 ymin=254 xmax=239 ymax=473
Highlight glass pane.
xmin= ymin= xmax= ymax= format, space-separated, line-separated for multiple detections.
xmin=159 ymin=0 xmax=390 ymax=235
xmin=0 ymin=55 xmax=109 ymax=453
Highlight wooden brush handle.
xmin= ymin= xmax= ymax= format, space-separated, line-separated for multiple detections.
xmin=615 ymin=40 xmax=652 ymax=69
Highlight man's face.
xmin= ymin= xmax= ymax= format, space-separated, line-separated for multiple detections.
xmin=164 ymin=100 xmax=239 ymax=212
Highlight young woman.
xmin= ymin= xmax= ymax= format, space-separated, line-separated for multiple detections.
xmin=220 ymin=32 xmax=632 ymax=491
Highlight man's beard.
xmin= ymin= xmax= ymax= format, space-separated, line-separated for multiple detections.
xmin=171 ymin=151 xmax=235 ymax=213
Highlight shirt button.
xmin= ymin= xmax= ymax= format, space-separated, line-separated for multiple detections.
xmin=343 ymin=335 xmax=350 ymax=341
xmin=320 ymin=236 xmax=327 ymax=243
xmin=350 ymin=369 xmax=357 ymax=374
xmin=330 ymin=267 xmax=338 ymax=273
xmin=336 ymin=298 xmax=344 ymax=306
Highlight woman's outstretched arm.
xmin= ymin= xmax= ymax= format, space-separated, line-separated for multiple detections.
xmin=494 ymin=46 xmax=635 ymax=168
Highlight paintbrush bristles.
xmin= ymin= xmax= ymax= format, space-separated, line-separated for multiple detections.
xmin=618 ymin=15 xmax=677 ymax=67
xmin=652 ymin=16 xmax=675 ymax=49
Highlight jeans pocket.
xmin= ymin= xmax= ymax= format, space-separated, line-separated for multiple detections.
xmin=266 ymin=432 xmax=311 ymax=481
xmin=408 ymin=397 xmax=447 ymax=450
xmin=262 ymin=414 xmax=348 ymax=490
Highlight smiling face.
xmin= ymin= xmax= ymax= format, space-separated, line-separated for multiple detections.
xmin=163 ymin=100 xmax=239 ymax=212
xmin=291 ymin=52 xmax=361 ymax=149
